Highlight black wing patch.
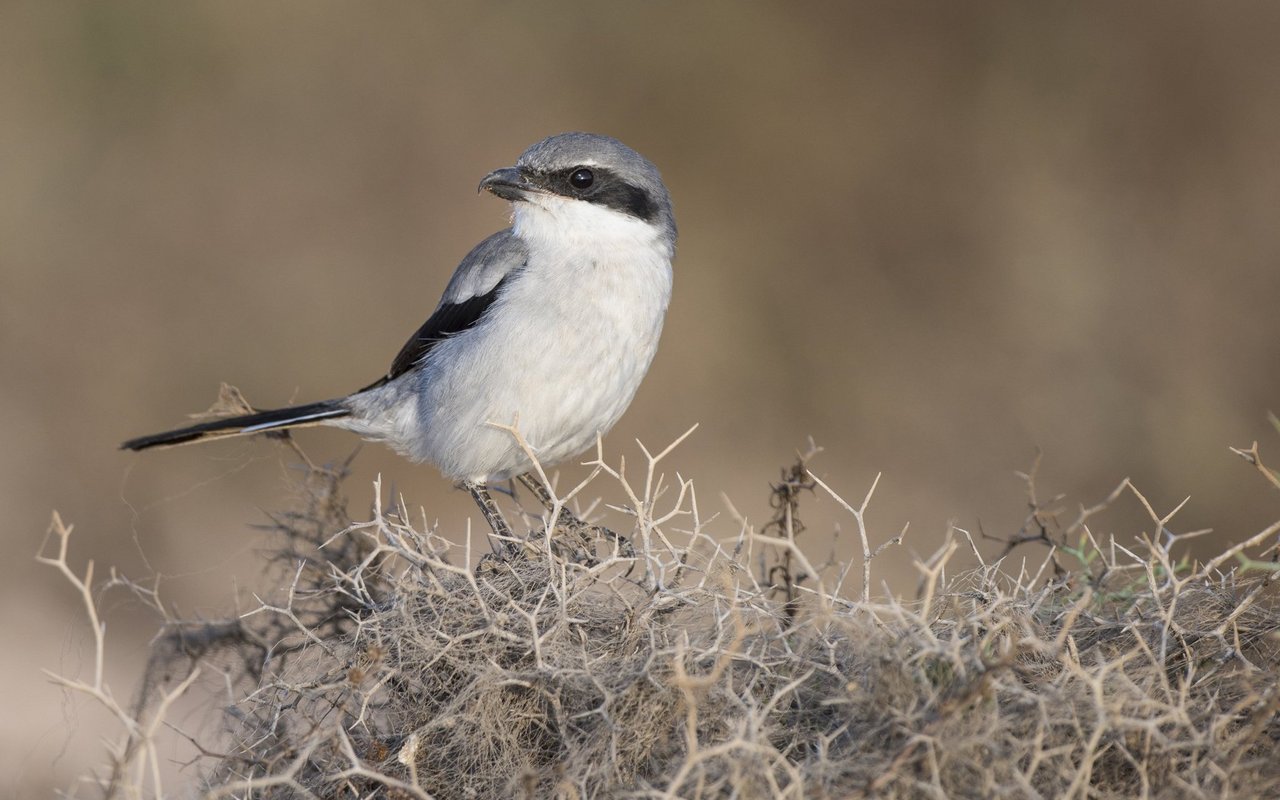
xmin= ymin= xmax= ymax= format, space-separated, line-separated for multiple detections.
xmin=362 ymin=278 xmax=510 ymax=391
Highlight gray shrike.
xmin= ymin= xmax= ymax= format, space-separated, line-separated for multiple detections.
xmin=123 ymin=132 xmax=676 ymax=538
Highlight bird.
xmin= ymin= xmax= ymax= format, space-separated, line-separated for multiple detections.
xmin=122 ymin=132 xmax=676 ymax=541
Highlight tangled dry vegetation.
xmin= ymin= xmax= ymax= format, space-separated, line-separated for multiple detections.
xmin=47 ymin=434 xmax=1280 ymax=799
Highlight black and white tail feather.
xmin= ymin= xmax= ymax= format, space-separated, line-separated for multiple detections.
xmin=120 ymin=399 xmax=350 ymax=451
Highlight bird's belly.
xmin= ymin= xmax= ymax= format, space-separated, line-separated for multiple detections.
xmin=410 ymin=256 xmax=670 ymax=482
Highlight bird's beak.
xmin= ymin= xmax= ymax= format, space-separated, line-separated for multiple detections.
xmin=478 ymin=167 xmax=534 ymax=202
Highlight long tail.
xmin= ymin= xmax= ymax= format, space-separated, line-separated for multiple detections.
xmin=121 ymin=399 xmax=350 ymax=451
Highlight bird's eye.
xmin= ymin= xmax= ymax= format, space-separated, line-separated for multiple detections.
xmin=569 ymin=168 xmax=594 ymax=190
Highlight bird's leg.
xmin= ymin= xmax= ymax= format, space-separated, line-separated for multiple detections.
xmin=516 ymin=473 xmax=634 ymax=562
xmin=462 ymin=480 xmax=519 ymax=559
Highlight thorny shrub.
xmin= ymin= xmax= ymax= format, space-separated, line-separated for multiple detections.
xmin=46 ymin=435 xmax=1280 ymax=799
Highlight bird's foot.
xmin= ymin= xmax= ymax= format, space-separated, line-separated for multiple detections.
xmin=516 ymin=473 xmax=635 ymax=565
xmin=462 ymin=479 xmax=521 ymax=560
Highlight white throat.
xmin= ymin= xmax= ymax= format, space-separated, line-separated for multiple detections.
xmin=510 ymin=195 xmax=673 ymax=261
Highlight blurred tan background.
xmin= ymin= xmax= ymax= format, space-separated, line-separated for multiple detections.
xmin=6 ymin=1 xmax=1280 ymax=795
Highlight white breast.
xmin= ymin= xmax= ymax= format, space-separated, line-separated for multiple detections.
xmin=403 ymin=198 xmax=674 ymax=482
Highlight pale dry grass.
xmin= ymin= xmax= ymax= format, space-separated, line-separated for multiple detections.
xmin=45 ymin=435 xmax=1280 ymax=798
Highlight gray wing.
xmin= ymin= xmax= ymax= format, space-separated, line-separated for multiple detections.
xmin=365 ymin=229 xmax=528 ymax=388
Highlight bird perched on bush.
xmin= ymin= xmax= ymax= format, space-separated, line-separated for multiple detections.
xmin=123 ymin=132 xmax=677 ymax=538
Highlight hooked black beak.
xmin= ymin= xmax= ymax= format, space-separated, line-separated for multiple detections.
xmin=478 ymin=167 xmax=534 ymax=202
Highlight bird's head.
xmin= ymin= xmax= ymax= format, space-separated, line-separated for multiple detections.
xmin=479 ymin=132 xmax=676 ymax=253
